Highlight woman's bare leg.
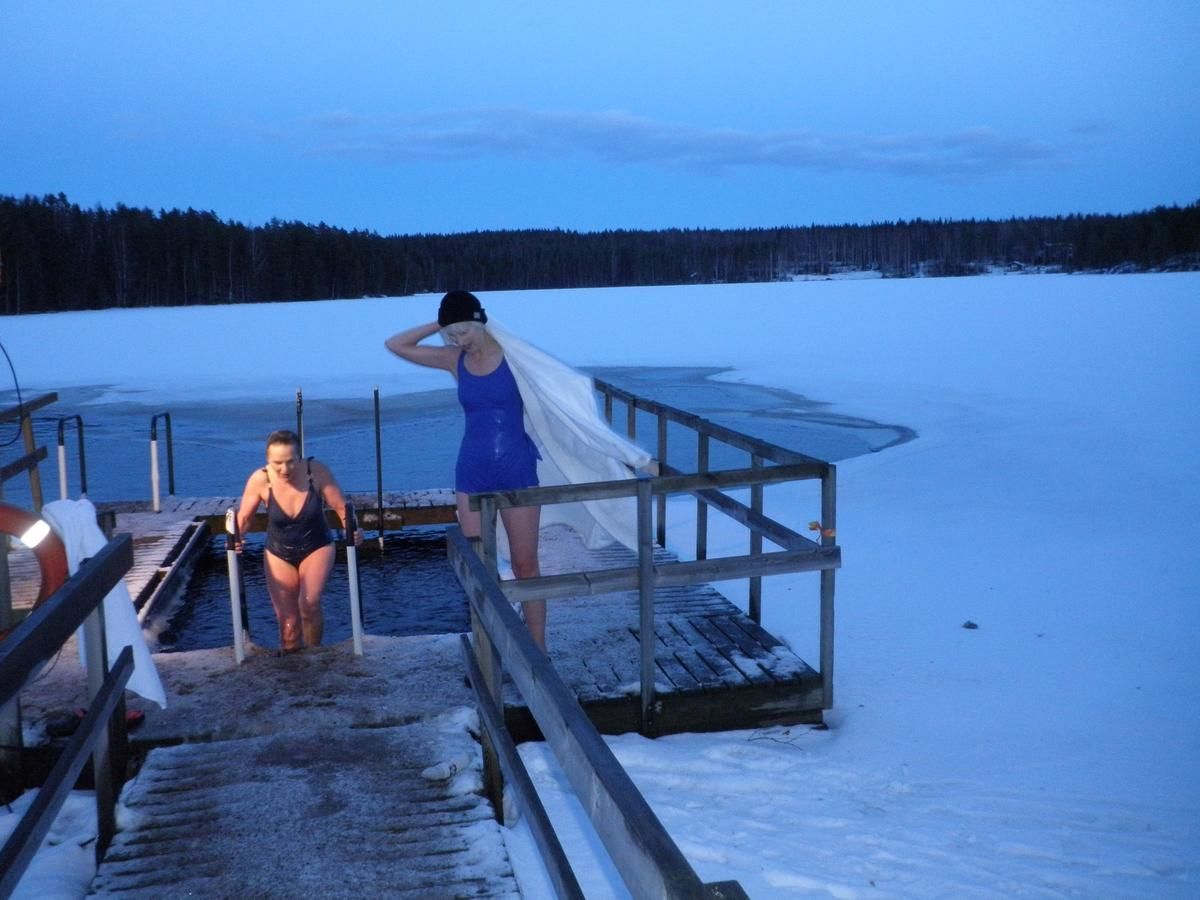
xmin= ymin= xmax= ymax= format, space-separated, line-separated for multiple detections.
xmin=296 ymin=543 xmax=335 ymax=646
xmin=264 ymin=552 xmax=303 ymax=650
xmin=501 ymin=504 xmax=544 ymax=652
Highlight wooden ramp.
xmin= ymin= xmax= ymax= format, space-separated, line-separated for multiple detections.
xmin=90 ymin=722 xmax=520 ymax=899
xmin=19 ymin=634 xmax=523 ymax=899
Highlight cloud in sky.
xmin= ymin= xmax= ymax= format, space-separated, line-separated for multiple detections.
xmin=292 ymin=107 xmax=1064 ymax=180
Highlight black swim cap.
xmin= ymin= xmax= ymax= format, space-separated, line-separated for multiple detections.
xmin=438 ymin=290 xmax=487 ymax=327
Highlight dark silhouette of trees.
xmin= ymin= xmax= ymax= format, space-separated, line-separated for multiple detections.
xmin=1 ymin=193 xmax=1196 ymax=314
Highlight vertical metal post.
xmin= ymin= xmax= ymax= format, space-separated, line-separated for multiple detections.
xmin=749 ymin=454 xmax=763 ymax=624
xmin=150 ymin=413 xmax=174 ymax=511
xmin=695 ymin=433 xmax=709 ymax=561
xmin=603 ymin=390 xmax=613 ymax=425
xmin=165 ymin=414 xmax=175 ymax=497
xmin=295 ymin=389 xmax=305 ymax=456
xmin=373 ymin=386 xmax=385 ymax=550
xmin=626 ymin=398 xmax=636 ymax=441
xmin=346 ymin=503 xmax=364 ymax=656
xmin=636 ymin=477 xmax=656 ymax=733
xmin=149 ymin=419 xmax=161 ymax=513
xmin=225 ymin=508 xmax=247 ymax=664
xmin=655 ymin=413 xmax=668 ymax=548
xmin=819 ymin=465 xmax=837 ymax=709
xmin=58 ymin=415 xmax=88 ymax=500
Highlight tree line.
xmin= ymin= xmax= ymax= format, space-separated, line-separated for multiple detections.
xmin=1 ymin=192 xmax=1196 ymax=315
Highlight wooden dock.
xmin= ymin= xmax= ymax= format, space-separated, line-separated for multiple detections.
xmin=14 ymin=491 xmax=824 ymax=740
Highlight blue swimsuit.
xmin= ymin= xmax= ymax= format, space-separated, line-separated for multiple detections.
xmin=456 ymin=354 xmax=540 ymax=494
xmin=264 ymin=459 xmax=332 ymax=566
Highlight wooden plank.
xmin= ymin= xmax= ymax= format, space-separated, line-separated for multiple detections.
xmin=504 ymin=545 xmax=839 ymax=604
xmin=708 ymin=616 xmax=787 ymax=680
xmin=647 ymin=628 xmax=704 ymax=693
xmin=687 ymin=616 xmax=775 ymax=685
xmin=654 ymin=622 xmax=724 ymax=689
xmin=0 ymin=392 xmax=58 ymax=423
xmin=665 ymin=619 xmax=747 ymax=687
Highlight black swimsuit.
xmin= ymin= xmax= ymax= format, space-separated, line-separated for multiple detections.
xmin=264 ymin=459 xmax=332 ymax=567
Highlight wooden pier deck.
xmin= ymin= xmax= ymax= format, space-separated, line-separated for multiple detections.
xmin=13 ymin=492 xmax=824 ymax=740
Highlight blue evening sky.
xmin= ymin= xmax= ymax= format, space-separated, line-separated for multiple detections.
xmin=2 ymin=1 xmax=1196 ymax=235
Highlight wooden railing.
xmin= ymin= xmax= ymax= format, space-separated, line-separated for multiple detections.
xmin=449 ymin=526 xmax=749 ymax=900
xmin=0 ymin=392 xmax=59 ymax=512
xmin=452 ymin=379 xmax=841 ymax=898
xmin=0 ymin=534 xmax=136 ymax=897
xmin=594 ymin=377 xmax=837 ymax=653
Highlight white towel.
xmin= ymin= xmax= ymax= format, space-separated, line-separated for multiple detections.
xmin=41 ymin=499 xmax=167 ymax=708
xmin=487 ymin=320 xmax=652 ymax=552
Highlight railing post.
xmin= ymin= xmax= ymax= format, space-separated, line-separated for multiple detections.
xmin=820 ymin=465 xmax=837 ymax=709
xmin=636 ymin=476 xmax=656 ymax=733
xmin=696 ymin=433 xmax=709 ymax=561
xmin=0 ymin=534 xmax=20 ymax=803
xmin=626 ymin=397 xmax=636 ymax=441
xmin=19 ymin=412 xmax=43 ymax=512
xmin=749 ymin=454 xmax=763 ymax=624
xmin=81 ymin=600 xmax=118 ymax=856
xmin=224 ymin=508 xmax=248 ymax=664
xmin=149 ymin=413 xmax=174 ymax=512
xmin=346 ymin=503 xmax=364 ymax=656
xmin=603 ymin=389 xmax=613 ymax=425
xmin=295 ymin=389 xmax=305 ymax=456
xmin=373 ymin=386 xmax=385 ymax=550
xmin=472 ymin=496 xmax=505 ymax=817
xmin=655 ymin=412 xmax=668 ymax=548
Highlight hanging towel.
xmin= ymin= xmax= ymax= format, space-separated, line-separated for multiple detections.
xmin=41 ymin=499 xmax=167 ymax=708
xmin=486 ymin=320 xmax=652 ymax=552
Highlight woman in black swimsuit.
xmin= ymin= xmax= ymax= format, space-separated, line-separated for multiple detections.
xmin=236 ymin=429 xmax=361 ymax=651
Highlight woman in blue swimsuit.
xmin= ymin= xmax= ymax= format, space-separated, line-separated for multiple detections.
xmin=385 ymin=291 xmax=547 ymax=650
xmin=236 ymin=430 xmax=361 ymax=652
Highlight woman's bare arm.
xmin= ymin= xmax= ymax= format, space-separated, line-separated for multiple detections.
xmin=384 ymin=321 xmax=458 ymax=372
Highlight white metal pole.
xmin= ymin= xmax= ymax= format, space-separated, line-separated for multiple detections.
xmin=57 ymin=444 xmax=68 ymax=500
xmin=225 ymin=508 xmax=246 ymax=664
xmin=346 ymin=504 xmax=363 ymax=656
xmin=348 ymin=543 xmax=363 ymax=656
xmin=150 ymin=439 xmax=161 ymax=513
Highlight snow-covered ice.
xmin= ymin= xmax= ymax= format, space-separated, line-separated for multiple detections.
xmin=2 ymin=272 xmax=1197 ymax=897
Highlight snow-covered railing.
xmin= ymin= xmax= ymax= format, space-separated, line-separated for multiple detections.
xmin=594 ymin=377 xmax=836 ymax=650
xmin=449 ymin=524 xmax=750 ymax=900
xmin=0 ymin=534 xmax=136 ymax=896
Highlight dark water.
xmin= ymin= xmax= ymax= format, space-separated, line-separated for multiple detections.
xmin=152 ymin=527 xmax=464 ymax=652
xmin=2 ymin=366 xmax=913 ymax=507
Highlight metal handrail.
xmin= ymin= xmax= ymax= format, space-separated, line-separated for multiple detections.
xmin=224 ymin=508 xmax=250 ymax=664
xmin=56 ymin=414 xmax=88 ymax=499
xmin=149 ymin=412 xmax=175 ymax=511
xmin=222 ymin=503 xmax=365 ymax=661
